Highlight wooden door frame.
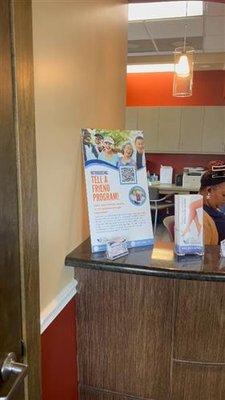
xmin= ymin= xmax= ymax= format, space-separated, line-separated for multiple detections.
xmin=10 ymin=1 xmax=41 ymax=399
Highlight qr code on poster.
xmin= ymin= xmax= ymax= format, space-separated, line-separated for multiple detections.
xmin=119 ymin=166 xmax=137 ymax=184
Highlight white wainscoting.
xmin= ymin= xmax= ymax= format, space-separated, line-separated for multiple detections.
xmin=40 ymin=279 xmax=77 ymax=334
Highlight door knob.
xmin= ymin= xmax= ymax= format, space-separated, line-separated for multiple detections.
xmin=0 ymin=352 xmax=28 ymax=400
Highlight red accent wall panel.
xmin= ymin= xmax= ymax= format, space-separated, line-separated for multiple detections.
xmin=224 ymin=72 xmax=225 ymax=98
xmin=126 ymin=71 xmax=225 ymax=106
xmin=146 ymin=153 xmax=225 ymax=178
xmin=41 ymin=298 xmax=78 ymax=400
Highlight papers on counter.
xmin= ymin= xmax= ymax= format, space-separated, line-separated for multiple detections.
xmin=160 ymin=165 xmax=173 ymax=184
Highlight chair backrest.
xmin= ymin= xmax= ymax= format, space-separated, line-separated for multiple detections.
xmin=163 ymin=215 xmax=175 ymax=241
xmin=148 ymin=186 xmax=159 ymax=200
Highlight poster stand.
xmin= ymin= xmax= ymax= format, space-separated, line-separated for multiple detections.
xmin=82 ymin=128 xmax=154 ymax=253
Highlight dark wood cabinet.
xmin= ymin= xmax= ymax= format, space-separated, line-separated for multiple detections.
xmin=172 ymin=362 xmax=225 ymax=400
xmin=74 ymin=266 xmax=225 ymax=400
xmin=76 ymin=268 xmax=173 ymax=399
xmin=80 ymin=386 xmax=144 ymax=400
xmin=79 ymin=387 xmax=118 ymax=400
xmin=174 ymin=280 xmax=225 ymax=363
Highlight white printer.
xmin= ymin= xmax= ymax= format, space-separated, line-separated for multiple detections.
xmin=182 ymin=167 xmax=205 ymax=189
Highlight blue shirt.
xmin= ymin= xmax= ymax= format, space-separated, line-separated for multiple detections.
xmin=98 ymin=153 xmax=119 ymax=166
xmin=220 ymin=205 xmax=225 ymax=214
xmin=117 ymin=157 xmax=136 ymax=167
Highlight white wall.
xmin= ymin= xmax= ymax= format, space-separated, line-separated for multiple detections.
xmin=32 ymin=0 xmax=128 ymax=312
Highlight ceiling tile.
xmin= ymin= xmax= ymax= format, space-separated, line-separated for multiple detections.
xmin=128 ymin=22 xmax=149 ymax=40
xmin=128 ymin=17 xmax=203 ymax=42
xmin=128 ymin=39 xmax=156 ymax=53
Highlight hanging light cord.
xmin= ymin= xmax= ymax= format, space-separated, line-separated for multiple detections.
xmin=144 ymin=21 xmax=160 ymax=54
xmin=183 ymin=24 xmax=187 ymax=53
xmin=183 ymin=1 xmax=189 ymax=53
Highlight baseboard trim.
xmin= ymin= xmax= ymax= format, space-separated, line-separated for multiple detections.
xmin=40 ymin=279 xmax=77 ymax=334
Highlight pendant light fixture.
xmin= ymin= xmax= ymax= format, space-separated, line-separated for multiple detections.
xmin=173 ymin=1 xmax=194 ymax=97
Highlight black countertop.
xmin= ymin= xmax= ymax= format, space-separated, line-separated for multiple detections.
xmin=65 ymin=239 xmax=225 ymax=282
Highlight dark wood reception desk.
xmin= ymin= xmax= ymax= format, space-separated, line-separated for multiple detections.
xmin=66 ymin=240 xmax=225 ymax=400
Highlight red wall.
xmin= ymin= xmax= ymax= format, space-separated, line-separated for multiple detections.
xmin=146 ymin=153 xmax=225 ymax=178
xmin=126 ymin=71 xmax=225 ymax=107
xmin=41 ymin=298 xmax=78 ymax=400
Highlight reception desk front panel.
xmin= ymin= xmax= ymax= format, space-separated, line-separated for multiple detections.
xmin=66 ymin=240 xmax=225 ymax=400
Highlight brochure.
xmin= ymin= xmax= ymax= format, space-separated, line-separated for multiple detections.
xmin=175 ymin=194 xmax=204 ymax=256
xmin=82 ymin=128 xmax=154 ymax=253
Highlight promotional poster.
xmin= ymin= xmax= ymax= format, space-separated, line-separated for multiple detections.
xmin=82 ymin=128 xmax=154 ymax=253
xmin=175 ymin=194 xmax=204 ymax=256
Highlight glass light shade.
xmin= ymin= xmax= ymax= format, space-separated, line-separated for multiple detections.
xmin=175 ymin=54 xmax=190 ymax=77
xmin=173 ymin=47 xmax=194 ymax=97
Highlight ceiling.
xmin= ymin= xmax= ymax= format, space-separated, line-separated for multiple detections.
xmin=128 ymin=1 xmax=225 ymax=70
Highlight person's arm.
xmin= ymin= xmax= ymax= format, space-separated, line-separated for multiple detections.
xmin=203 ymin=211 xmax=219 ymax=245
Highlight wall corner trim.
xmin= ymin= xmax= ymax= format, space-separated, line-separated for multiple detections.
xmin=40 ymin=279 xmax=77 ymax=334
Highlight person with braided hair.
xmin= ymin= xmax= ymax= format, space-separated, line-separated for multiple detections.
xmin=199 ymin=160 xmax=225 ymax=244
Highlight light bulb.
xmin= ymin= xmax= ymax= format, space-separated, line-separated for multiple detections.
xmin=175 ymin=54 xmax=190 ymax=77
